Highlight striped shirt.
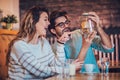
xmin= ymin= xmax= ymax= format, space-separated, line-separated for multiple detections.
xmin=8 ymin=37 xmax=65 ymax=79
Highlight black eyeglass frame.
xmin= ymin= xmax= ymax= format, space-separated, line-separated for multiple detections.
xmin=55 ymin=20 xmax=71 ymax=28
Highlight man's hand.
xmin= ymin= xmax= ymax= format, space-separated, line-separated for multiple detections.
xmin=82 ymin=30 xmax=97 ymax=48
xmin=88 ymin=12 xmax=113 ymax=48
xmin=78 ymin=30 xmax=97 ymax=61
xmin=88 ymin=12 xmax=101 ymax=29
xmin=57 ymin=32 xmax=72 ymax=44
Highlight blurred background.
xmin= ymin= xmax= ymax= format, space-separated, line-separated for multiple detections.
xmin=19 ymin=0 xmax=120 ymax=60
xmin=0 ymin=0 xmax=120 ymax=63
xmin=20 ymin=0 xmax=120 ymax=29
xmin=0 ymin=0 xmax=120 ymax=79
xmin=0 ymin=0 xmax=120 ymax=32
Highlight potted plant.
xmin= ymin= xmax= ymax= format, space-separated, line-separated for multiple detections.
xmin=0 ymin=14 xmax=17 ymax=30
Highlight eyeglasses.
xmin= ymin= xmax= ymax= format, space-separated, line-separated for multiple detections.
xmin=55 ymin=20 xmax=70 ymax=28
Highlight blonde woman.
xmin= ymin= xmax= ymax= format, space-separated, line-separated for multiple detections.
xmin=7 ymin=6 xmax=81 ymax=79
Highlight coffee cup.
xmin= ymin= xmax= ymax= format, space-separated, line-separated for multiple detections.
xmin=84 ymin=64 xmax=95 ymax=73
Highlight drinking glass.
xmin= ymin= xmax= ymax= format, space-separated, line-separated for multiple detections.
xmin=66 ymin=59 xmax=76 ymax=76
xmin=100 ymin=58 xmax=110 ymax=76
xmin=63 ymin=63 xmax=70 ymax=79
xmin=57 ymin=62 xmax=70 ymax=80
xmin=100 ymin=58 xmax=105 ymax=75
xmin=80 ymin=13 xmax=95 ymax=38
xmin=105 ymin=58 xmax=110 ymax=75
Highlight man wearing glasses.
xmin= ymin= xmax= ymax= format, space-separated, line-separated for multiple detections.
xmin=48 ymin=10 xmax=114 ymax=73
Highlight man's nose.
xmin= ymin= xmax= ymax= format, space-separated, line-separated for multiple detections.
xmin=64 ymin=23 xmax=68 ymax=28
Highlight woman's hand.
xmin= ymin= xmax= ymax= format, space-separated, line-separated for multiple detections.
xmin=73 ymin=59 xmax=84 ymax=71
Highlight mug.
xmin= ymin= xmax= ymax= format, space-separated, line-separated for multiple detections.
xmin=84 ymin=64 xmax=95 ymax=73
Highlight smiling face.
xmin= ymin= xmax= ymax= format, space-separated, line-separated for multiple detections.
xmin=51 ymin=16 xmax=71 ymax=38
xmin=36 ymin=12 xmax=50 ymax=36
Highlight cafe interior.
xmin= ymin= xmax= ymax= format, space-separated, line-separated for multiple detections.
xmin=0 ymin=0 xmax=120 ymax=80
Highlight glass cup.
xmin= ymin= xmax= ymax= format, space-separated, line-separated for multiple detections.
xmin=100 ymin=58 xmax=110 ymax=76
xmin=57 ymin=63 xmax=69 ymax=80
xmin=105 ymin=58 xmax=110 ymax=75
xmin=84 ymin=64 xmax=95 ymax=73
xmin=66 ymin=59 xmax=76 ymax=76
xmin=63 ymin=63 xmax=70 ymax=79
xmin=80 ymin=13 xmax=95 ymax=38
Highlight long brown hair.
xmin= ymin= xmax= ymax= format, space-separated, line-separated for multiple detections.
xmin=6 ymin=6 xmax=49 ymax=65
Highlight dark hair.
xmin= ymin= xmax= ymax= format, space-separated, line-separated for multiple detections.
xmin=48 ymin=10 xmax=68 ymax=36
xmin=6 ymin=6 xmax=49 ymax=65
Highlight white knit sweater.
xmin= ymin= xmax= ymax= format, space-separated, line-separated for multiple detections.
xmin=8 ymin=37 xmax=65 ymax=79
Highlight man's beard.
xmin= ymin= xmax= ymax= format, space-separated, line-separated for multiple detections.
xmin=57 ymin=27 xmax=71 ymax=37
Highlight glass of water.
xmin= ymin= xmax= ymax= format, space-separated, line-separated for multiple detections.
xmin=65 ymin=59 xmax=76 ymax=76
xmin=105 ymin=58 xmax=110 ymax=75
xmin=57 ymin=62 xmax=70 ymax=80
xmin=100 ymin=58 xmax=110 ymax=76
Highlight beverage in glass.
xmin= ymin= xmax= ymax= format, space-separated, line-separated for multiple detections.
xmin=80 ymin=13 xmax=95 ymax=38
xmin=100 ymin=58 xmax=110 ymax=76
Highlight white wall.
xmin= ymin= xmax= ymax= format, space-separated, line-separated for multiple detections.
xmin=0 ymin=0 xmax=19 ymax=30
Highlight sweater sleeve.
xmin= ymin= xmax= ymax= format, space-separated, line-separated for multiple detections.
xmin=13 ymin=40 xmax=64 ymax=78
xmin=91 ymin=36 xmax=114 ymax=53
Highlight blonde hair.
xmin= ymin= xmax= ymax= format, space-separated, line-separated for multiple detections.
xmin=7 ymin=6 xmax=49 ymax=65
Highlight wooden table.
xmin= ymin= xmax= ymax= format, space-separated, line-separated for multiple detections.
xmin=46 ymin=62 xmax=120 ymax=80
xmin=45 ymin=73 xmax=120 ymax=80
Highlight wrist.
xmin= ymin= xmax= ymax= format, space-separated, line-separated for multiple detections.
xmin=97 ymin=27 xmax=103 ymax=34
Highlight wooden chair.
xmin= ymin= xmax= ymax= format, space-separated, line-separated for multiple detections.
xmin=94 ymin=34 xmax=120 ymax=67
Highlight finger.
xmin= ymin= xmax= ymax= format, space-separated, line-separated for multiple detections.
xmin=89 ymin=30 xmax=96 ymax=38
xmin=57 ymin=35 xmax=68 ymax=43
xmin=62 ymin=32 xmax=72 ymax=40
xmin=61 ymin=36 xmax=70 ymax=43
xmin=58 ymin=31 xmax=73 ymax=43
xmin=87 ymin=31 xmax=94 ymax=39
xmin=61 ymin=32 xmax=71 ymax=38
xmin=74 ymin=58 xmax=80 ymax=62
xmin=90 ymin=31 xmax=97 ymax=39
xmin=80 ymin=63 xmax=83 ymax=66
xmin=64 ymin=32 xmax=73 ymax=37
xmin=88 ymin=11 xmax=96 ymax=14
xmin=88 ymin=16 xmax=99 ymax=23
xmin=79 ymin=61 xmax=84 ymax=64
xmin=59 ymin=33 xmax=68 ymax=40
xmin=88 ymin=12 xmax=98 ymax=17
xmin=86 ymin=31 xmax=96 ymax=42
xmin=64 ymin=37 xmax=69 ymax=42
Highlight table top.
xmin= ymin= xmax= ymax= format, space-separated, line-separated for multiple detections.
xmin=45 ymin=73 xmax=120 ymax=80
